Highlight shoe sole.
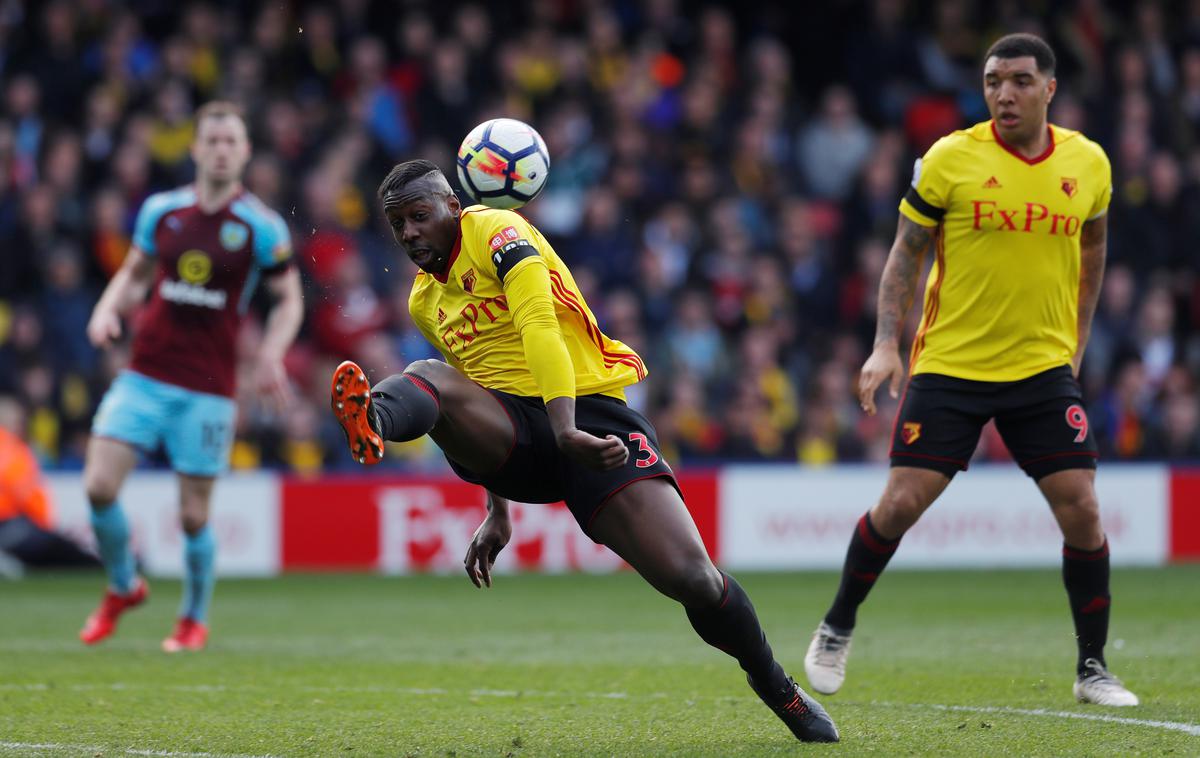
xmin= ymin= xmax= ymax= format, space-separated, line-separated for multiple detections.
xmin=331 ymin=361 xmax=383 ymax=465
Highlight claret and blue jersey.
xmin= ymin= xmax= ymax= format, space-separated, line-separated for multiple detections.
xmin=91 ymin=186 xmax=294 ymax=476
xmin=128 ymin=185 xmax=293 ymax=398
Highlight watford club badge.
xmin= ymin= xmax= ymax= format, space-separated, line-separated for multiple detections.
xmin=1061 ymin=177 xmax=1078 ymax=198
xmin=901 ymin=422 xmax=922 ymax=445
xmin=461 ymin=268 xmax=477 ymax=293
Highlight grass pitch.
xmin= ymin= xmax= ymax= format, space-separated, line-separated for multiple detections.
xmin=1 ymin=567 xmax=1197 ymax=757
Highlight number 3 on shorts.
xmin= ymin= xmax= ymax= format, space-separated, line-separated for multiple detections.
xmin=628 ymin=432 xmax=660 ymax=468
xmin=1065 ymin=404 xmax=1089 ymax=443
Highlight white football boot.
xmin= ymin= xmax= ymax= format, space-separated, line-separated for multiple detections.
xmin=1073 ymin=658 xmax=1139 ymax=706
xmin=804 ymin=621 xmax=853 ymax=695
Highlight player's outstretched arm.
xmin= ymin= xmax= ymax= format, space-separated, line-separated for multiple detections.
xmin=1074 ymin=214 xmax=1107 ymax=377
xmin=255 ymin=266 xmax=304 ymax=411
xmin=86 ymin=247 xmax=156 ymax=349
xmin=464 ymin=490 xmax=512 ymax=589
xmin=859 ymin=216 xmax=935 ymax=415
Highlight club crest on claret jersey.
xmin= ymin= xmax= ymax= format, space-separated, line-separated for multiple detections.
xmin=219 ymin=220 xmax=248 ymax=251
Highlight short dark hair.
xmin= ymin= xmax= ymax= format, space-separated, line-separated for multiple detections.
xmin=195 ymin=100 xmax=245 ymax=125
xmin=377 ymin=159 xmax=445 ymax=199
xmin=985 ymin=33 xmax=1056 ymax=75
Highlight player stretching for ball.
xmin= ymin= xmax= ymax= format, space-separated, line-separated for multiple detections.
xmin=803 ymin=34 xmax=1138 ymax=707
xmin=330 ymin=160 xmax=839 ymax=743
xmin=80 ymin=102 xmax=303 ymax=651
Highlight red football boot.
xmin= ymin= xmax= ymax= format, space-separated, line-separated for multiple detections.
xmin=79 ymin=577 xmax=148 ymax=645
xmin=162 ymin=617 xmax=208 ymax=652
xmin=330 ymin=360 xmax=384 ymax=465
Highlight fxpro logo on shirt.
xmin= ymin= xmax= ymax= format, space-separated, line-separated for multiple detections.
xmin=160 ymin=250 xmax=228 ymax=309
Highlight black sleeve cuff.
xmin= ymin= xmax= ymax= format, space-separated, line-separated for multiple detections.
xmin=261 ymin=257 xmax=294 ymax=277
xmin=904 ymin=186 xmax=946 ymax=221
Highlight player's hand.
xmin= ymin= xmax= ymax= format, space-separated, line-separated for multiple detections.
xmin=464 ymin=513 xmax=511 ymax=588
xmin=255 ymin=358 xmax=293 ymax=413
xmin=556 ymin=428 xmax=629 ymax=471
xmin=86 ymin=308 xmax=122 ymax=349
xmin=858 ymin=345 xmax=905 ymax=416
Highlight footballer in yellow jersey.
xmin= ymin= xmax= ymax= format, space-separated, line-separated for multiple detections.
xmin=805 ymin=34 xmax=1138 ymax=708
xmin=898 ymin=119 xmax=1111 ymax=382
xmin=329 ymin=159 xmax=839 ymax=742
xmin=406 ymin=205 xmax=646 ymax=401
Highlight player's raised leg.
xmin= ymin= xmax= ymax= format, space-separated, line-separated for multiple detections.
xmin=332 ymin=358 xmax=514 ymax=472
xmin=80 ymin=436 xmax=147 ymax=644
xmin=162 ymin=474 xmax=216 ymax=652
xmin=1038 ymin=469 xmax=1138 ymax=706
xmin=588 ymin=478 xmax=838 ymax=743
xmin=805 ymin=466 xmax=949 ymax=695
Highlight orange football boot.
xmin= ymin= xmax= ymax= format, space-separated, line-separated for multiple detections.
xmin=330 ymin=360 xmax=384 ymax=465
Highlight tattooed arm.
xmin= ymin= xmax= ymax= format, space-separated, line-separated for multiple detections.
xmin=858 ymin=216 xmax=936 ymax=415
xmin=1073 ymin=215 xmax=1107 ymax=377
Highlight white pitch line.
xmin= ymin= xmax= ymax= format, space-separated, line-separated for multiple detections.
xmin=9 ymin=683 xmax=1198 ymax=740
xmin=885 ymin=702 xmax=1200 ymax=737
xmin=0 ymin=741 xmax=280 ymax=758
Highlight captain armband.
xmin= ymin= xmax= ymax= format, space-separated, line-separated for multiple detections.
xmin=491 ymin=239 xmax=539 ymax=282
xmin=903 ymin=186 xmax=945 ymax=222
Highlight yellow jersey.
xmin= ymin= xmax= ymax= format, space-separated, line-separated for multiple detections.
xmin=898 ymin=120 xmax=1111 ymax=382
xmin=409 ymin=205 xmax=646 ymax=401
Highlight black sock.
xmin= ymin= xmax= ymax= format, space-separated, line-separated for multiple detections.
xmin=371 ymin=372 xmax=441 ymax=442
xmin=1062 ymin=539 xmax=1110 ymax=674
xmin=685 ymin=572 xmax=791 ymax=699
xmin=824 ymin=512 xmax=901 ymax=631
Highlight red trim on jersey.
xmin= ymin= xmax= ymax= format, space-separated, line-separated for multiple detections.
xmin=990 ymin=121 xmax=1056 ymax=166
xmin=547 ymin=270 xmax=647 ymax=380
xmin=432 ymin=208 xmax=486 ymax=284
xmin=909 ymin=231 xmax=946 ymax=372
xmin=549 ymin=278 xmax=646 ymax=378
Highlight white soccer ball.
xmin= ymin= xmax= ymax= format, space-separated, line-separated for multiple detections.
xmin=456 ymin=118 xmax=550 ymax=210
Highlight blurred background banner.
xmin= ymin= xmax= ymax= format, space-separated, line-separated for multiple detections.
xmin=45 ymin=466 xmax=1195 ymax=576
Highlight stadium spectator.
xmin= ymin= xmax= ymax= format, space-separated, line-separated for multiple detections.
xmin=0 ymin=396 xmax=96 ymax=571
xmin=2 ymin=0 xmax=1198 ymax=473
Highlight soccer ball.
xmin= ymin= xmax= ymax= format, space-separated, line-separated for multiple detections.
xmin=456 ymin=118 xmax=550 ymax=210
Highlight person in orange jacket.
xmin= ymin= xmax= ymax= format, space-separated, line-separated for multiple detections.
xmin=0 ymin=397 xmax=95 ymax=569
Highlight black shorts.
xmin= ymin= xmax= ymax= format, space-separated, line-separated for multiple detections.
xmin=890 ymin=365 xmax=1099 ymax=480
xmin=446 ymin=391 xmax=679 ymax=537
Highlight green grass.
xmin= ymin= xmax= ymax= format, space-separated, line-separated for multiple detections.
xmin=1 ymin=567 xmax=1197 ymax=757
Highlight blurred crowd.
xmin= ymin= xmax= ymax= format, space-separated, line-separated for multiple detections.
xmin=1 ymin=0 xmax=1199 ymax=475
